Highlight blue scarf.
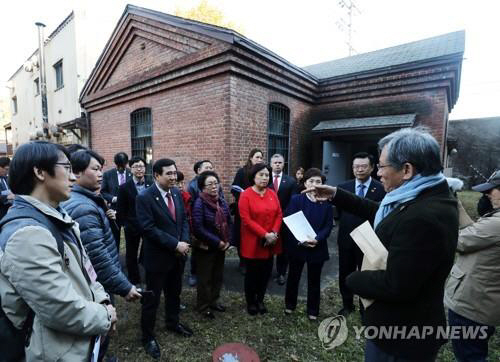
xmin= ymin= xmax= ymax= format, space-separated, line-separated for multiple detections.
xmin=374 ymin=172 xmax=445 ymax=228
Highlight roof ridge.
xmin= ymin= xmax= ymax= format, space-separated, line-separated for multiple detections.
xmin=303 ymin=30 xmax=465 ymax=80
xmin=304 ymin=30 xmax=465 ymax=69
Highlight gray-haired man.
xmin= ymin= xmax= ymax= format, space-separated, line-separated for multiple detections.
xmin=305 ymin=128 xmax=458 ymax=361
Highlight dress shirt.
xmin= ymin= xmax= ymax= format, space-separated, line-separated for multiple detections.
xmin=133 ymin=176 xmax=146 ymax=193
xmin=355 ymin=177 xmax=371 ymax=198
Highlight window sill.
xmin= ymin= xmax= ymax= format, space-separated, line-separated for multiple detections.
xmin=54 ymin=85 xmax=64 ymax=92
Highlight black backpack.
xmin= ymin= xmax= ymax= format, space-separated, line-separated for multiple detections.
xmin=0 ymin=207 xmax=65 ymax=362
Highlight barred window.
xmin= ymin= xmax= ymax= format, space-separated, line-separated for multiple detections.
xmin=130 ymin=108 xmax=153 ymax=176
xmin=268 ymin=103 xmax=290 ymax=173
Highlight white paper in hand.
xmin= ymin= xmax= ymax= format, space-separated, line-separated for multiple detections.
xmin=350 ymin=221 xmax=388 ymax=308
xmin=283 ymin=211 xmax=317 ymax=243
xmin=350 ymin=221 xmax=388 ymax=268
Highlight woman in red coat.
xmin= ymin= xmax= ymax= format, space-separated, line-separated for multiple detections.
xmin=239 ymin=163 xmax=282 ymax=315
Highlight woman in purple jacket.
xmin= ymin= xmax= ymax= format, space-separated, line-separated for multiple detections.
xmin=192 ymin=171 xmax=232 ymax=319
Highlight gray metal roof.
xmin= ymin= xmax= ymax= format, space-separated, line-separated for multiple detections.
xmin=303 ymin=31 xmax=465 ymax=80
xmin=312 ymin=114 xmax=416 ymax=132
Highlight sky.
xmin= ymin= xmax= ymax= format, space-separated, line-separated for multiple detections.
xmin=1 ymin=0 xmax=499 ymax=120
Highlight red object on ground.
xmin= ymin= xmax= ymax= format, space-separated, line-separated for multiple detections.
xmin=212 ymin=343 xmax=260 ymax=362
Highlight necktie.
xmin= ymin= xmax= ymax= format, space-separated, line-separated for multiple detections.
xmin=118 ymin=172 xmax=125 ymax=186
xmin=1 ymin=177 xmax=8 ymax=191
xmin=166 ymin=193 xmax=176 ymax=221
xmin=357 ymin=184 xmax=366 ymax=198
xmin=273 ymin=175 xmax=280 ymax=192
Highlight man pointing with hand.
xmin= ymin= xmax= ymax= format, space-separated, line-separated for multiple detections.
xmin=303 ymin=128 xmax=458 ymax=361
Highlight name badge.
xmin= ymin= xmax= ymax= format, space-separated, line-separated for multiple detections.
xmin=84 ymin=256 xmax=98 ymax=283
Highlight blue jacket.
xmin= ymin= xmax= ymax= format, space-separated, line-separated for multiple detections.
xmin=284 ymin=193 xmax=334 ymax=263
xmin=62 ymin=185 xmax=131 ymax=296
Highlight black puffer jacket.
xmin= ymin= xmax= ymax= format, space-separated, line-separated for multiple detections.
xmin=62 ymin=185 xmax=131 ymax=296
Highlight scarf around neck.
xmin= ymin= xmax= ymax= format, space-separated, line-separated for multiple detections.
xmin=374 ymin=172 xmax=445 ymax=229
xmin=199 ymin=192 xmax=230 ymax=244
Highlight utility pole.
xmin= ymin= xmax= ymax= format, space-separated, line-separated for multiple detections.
xmin=336 ymin=0 xmax=361 ymax=56
xmin=35 ymin=22 xmax=49 ymax=138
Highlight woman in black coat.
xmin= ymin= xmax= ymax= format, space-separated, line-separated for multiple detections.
xmin=284 ymin=168 xmax=334 ymax=320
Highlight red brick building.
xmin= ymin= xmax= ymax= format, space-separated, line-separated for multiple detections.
xmin=80 ymin=5 xmax=464 ymax=188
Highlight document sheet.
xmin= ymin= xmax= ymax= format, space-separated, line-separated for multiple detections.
xmin=283 ymin=211 xmax=317 ymax=243
xmin=350 ymin=220 xmax=388 ymax=308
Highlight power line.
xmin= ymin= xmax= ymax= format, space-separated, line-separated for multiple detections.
xmin=335 ymin=0 xmax=361 ymax=56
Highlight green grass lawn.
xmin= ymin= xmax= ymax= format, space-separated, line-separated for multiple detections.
xmin=109 ymin=190 xmax=498 ymax=361
xmin=109 ymin=283 xmax=499 ymax=361
xmin=457 ymin=190 xmax=481 ymax=220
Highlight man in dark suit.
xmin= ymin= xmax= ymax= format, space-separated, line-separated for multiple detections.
xmin=136 ymin=158 xmax=192 ymax=359
xmin=101 ymin=152 xmax=132 ymax=249
xmin=269 ymin=153 xmax=297 ymax=285
xmin=0 ymin=157 xmax=13 ymax=219
xmin=117 ymin=156 xmax=152 ymax=286
xmin=337 ymin=152 xmax=385 ymax=316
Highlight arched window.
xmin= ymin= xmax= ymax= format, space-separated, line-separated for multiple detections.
xmin=268 ymin=103 xmax=290 ymax=172
xmin=130 ymin=108 xmax=152 ymax=175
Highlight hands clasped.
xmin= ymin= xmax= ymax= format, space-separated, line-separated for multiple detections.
xmin=264 ymin=232 xmax=278 ymax=247
xmin=176 ymin=241 xmax=191 ymax=256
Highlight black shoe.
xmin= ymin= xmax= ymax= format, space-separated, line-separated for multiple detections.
xmin=276 ymin=275 xmax=286 ymax=286
xmin=338 ymin=306 xmax=355 ymax=317
xmin=202 ymin=310 xmax=215 ymax=319
xmin=166 ymin=322 xmax=193 ymax=337
xmin=143 ymin=339 xmax=161 ymax=359
xmin=210 ymin=304 xmax=226 ymax=312
xmin=247 ymin=304 xmax=258 ymax=316
xmin=257 ymin=302 xmax=268 ymax=314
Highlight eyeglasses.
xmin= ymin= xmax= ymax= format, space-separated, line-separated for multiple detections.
xmin=377 ymin=163 xmax=392 ymax=169
xmin=131 ymin=165 xmax=145 ymax=170
xmin=204 ymin=182 xmax=219 ymax=188
xmin=353 ymin=165 xmax=370 ymax=170
xmin=56 ymin=162 xmax=73 ymax=174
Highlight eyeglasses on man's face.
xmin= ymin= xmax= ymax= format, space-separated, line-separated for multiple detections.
xmin=377 ymin=163 xmax=392 ymax=170
xmin=131 ymin=165 xmax=145 ymax=170
xmin=353 ymin=164 xmax=370 ymax=170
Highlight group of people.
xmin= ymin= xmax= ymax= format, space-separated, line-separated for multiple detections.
xmin=0 ymin=125 xmax=498 ymax=362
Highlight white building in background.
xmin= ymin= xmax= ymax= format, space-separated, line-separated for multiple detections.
xmin=7 ymin=9 xmax=116 ymax=150
xmin=0 ymin=95 xmax=13 ymax=155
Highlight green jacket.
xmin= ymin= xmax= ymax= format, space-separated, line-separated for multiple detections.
xmin=445 ymin=208 xmax=500 ymax=326
xmin=0 ymin=195 xmax=111 ymax=361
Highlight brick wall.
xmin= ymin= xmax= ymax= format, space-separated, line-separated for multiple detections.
xmin=106 ymin=36 xmax=187 ymax=87
xmin=91 ymin=74 xmax=230 ymax=183
xmin=90 ymin=73 xmax=313 ymax=200
xmin=311 ymin=88 xmax=449 ymax=151
xmin=228 ymin=76 xmax=312 ymax=182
